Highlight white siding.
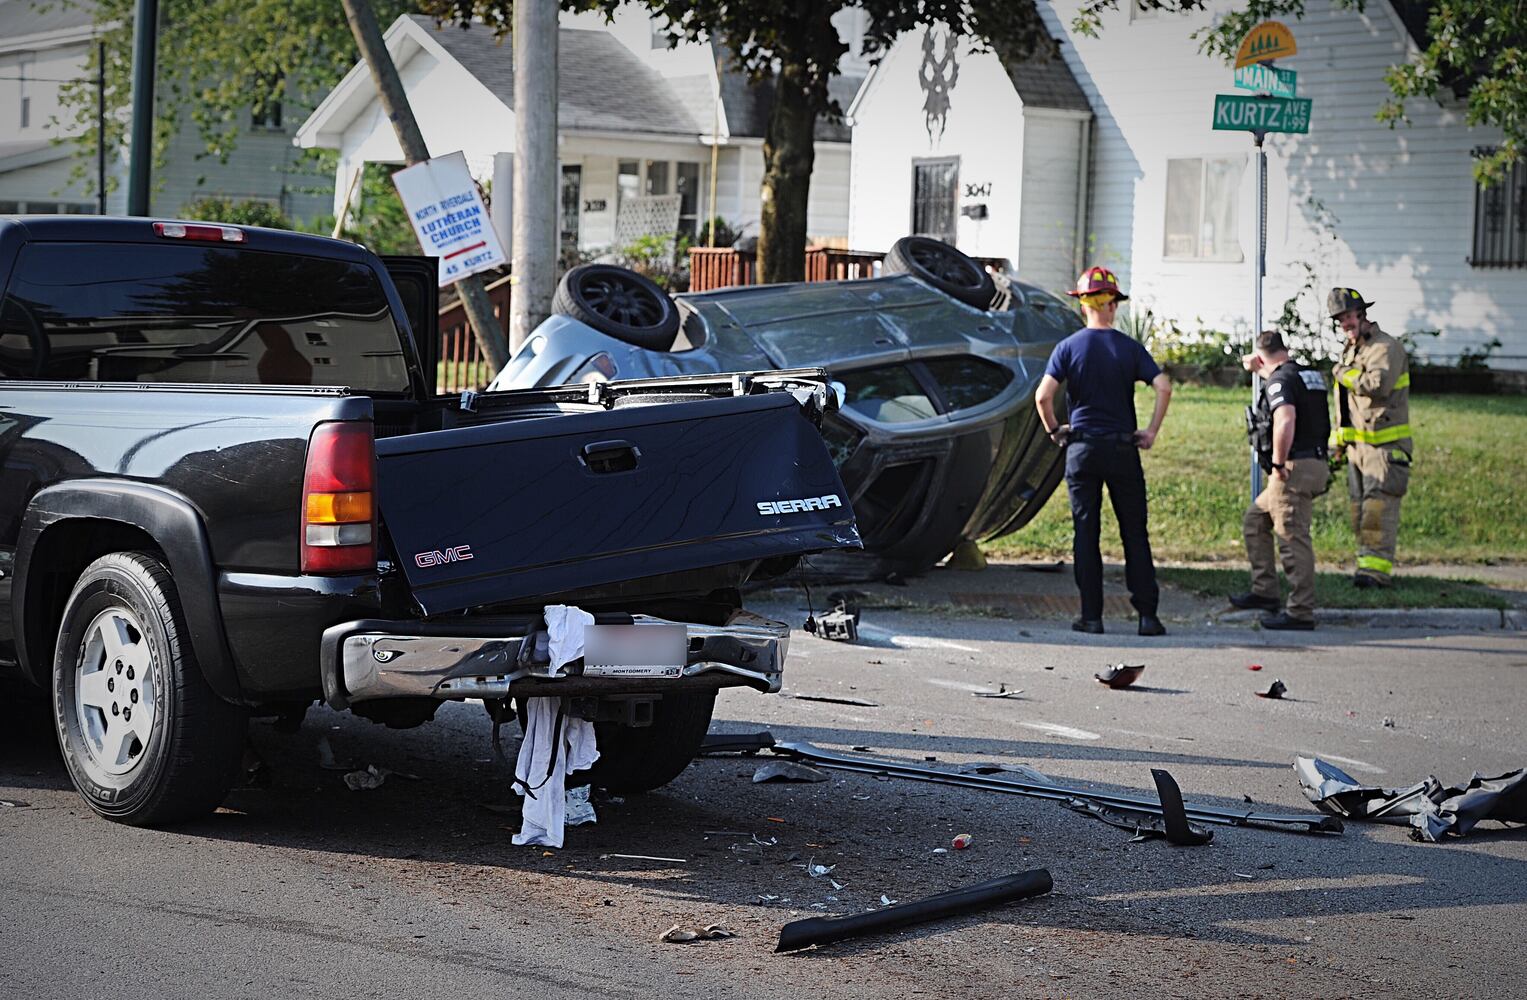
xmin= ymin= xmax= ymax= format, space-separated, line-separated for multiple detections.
xmin=1041 ymin=0 xmax=1527 ymax=367
xmin=1018 ymin=113 xmax=1087 ymax=294
xmin=849 ymin=35 xmax=1028 ymax=257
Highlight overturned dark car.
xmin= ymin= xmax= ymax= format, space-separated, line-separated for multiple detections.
xmin=492 ymin=237 xmax=1080 ymax=576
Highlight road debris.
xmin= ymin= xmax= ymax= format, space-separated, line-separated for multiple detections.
xmin=767 ymin=740 xmax=1340 ymax=836
xmin=660 ymin=924 xmax=736 ymax=943
xmin=697 ymin=732 xmax=776 ymax=756
xmin=343 ymin=765 xmax=390 ymax=791
xmin=805 ymin=594 xmax=861 ymax=643
xmin=1095 ymin=663 xmax=1145 ymax=689
xmin=952 ymin=833 xmax=973 ymax=850
xmin=782 ymin=693 xmax=880 ymax=707
xmin=1256 ymin=680 xmax=1289 ymax=700
xmin=753 ymin=761 xmax=830 ymax=784
xmin=959 ymin=762 xmax=1054 ymax=784
xmin=0 ymin=799 xmax=28 ymax=808
xmin=775 ymin=870 xmax=1053 ymax=953
xmin=1294 ymin=756 xmax=1527 ymax=842
xmin=1248 ymin=663 xmax=1264 ymax=671
xmin=1383 ymin=716 xmax=1396 ymax=729
xmin=566 ymin=785 xmax=597 ymax=827
xmin=601 ymin=854 xmax=688 ymax=864
xmin=972 ymin=684 xmax=1025 ymax=699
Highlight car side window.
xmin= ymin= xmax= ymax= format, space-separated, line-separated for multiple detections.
xmin=0 ymin=242 xmax=410 ymax=392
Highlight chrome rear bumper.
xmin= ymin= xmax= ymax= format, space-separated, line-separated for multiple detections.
xmin=320 ymin=611 xmax=789 ymax=709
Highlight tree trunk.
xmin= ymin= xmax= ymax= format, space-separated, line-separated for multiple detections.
xmin=757 ymin=59 xmax=817 ymax=284
xmin=339 ymin=0 xmax=508 ymax=372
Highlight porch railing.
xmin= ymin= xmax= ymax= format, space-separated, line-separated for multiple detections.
xmin=688 ymin=245 xmax=1009 ymax=292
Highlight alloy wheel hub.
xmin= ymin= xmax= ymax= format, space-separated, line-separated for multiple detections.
xmin=75 ymin=608 xmax=157 ymax=777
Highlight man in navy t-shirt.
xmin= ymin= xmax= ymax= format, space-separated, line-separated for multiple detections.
xmin=1035 ymin=267 xmax=1173 ymax=636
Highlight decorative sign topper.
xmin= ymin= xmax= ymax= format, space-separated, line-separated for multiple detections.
xmin=1234 ymin=20 xmax=1297 ymax=69
xmin=392 ymin=151 xmax=505 ymax=287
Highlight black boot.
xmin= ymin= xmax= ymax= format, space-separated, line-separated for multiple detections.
xmin=1260 ymin=611 xmax=1315 ymax=631
xmin=1071 ymin=617 xmax=1104 ymax=634
xmin=1138 ymin=614 xmax=1166 ymax=636
xmin=1228 ymin=592 xmax=1280 ymax=611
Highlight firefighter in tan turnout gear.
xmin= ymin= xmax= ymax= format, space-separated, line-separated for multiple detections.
xmin=1329 ymin=287 xmax=1412 ymax=588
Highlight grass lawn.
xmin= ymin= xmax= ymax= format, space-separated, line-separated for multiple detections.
xmin=987 ymin=386 xmax=1527 ymax=567
xmin=1155 ymin=566 xmax=1510 ymax=610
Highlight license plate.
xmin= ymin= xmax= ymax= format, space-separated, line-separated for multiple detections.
xmin=583 ymin=624 xmax=687 ymax=679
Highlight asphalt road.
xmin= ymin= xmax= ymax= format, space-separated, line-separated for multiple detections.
xmin=3 ymin=605 xmax=1525 ymax=1000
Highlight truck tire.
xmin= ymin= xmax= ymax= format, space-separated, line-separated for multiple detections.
xmin=584 ymin=691 xmax=716 ymax=793
xmin=554 ymin=264 xmax=681 ymax=350
xmin=52 ymin=552 xmax=246 ymax=825
xmin=884 ymin=236 xmax=996 ymax=311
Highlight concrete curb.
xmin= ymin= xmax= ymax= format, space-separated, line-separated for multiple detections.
xmin=1218 ymin=607 xmax=1518 ymax=630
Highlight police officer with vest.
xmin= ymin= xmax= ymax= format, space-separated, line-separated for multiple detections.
xmin=1230 ymin=330 xmax=1331 ymax=629
xmin=1329 ymin=288 xmax=1412 ymax=588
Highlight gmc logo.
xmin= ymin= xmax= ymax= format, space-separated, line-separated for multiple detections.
xmin=414 ymin=544 xmax=474 ymax=568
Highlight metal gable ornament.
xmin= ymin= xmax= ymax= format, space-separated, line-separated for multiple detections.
xmin=918 ymin=27 xmax=960 ymax=147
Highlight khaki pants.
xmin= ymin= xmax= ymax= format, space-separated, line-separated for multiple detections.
xmin=1243 ymin=458 xmax=1330 ymax=620
xmin=1347 ymin=442 xmax=1410 ymax=583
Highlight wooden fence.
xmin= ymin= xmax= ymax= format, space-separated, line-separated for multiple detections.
xmin=688 ymin=245 xmax=1009 ymax=292
xmin=435 ymin=272 xmax=512 ymax=394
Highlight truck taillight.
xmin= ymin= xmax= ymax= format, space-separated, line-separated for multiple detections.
xmin=302 ymin=421 xmax=376 ymax=574
xmin=152 ymin=221 xmax=245 ymax=243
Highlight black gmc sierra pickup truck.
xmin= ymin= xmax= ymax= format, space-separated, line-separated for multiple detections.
xmin=0 ymin=216 xmax=858 ymax=824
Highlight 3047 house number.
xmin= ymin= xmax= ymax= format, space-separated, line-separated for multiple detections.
xmin=964 ymin=182 xmax=992 ymax=198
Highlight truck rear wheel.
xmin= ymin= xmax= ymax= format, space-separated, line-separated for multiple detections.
xmin=52 ymin=552 xmax=246 ymax=825
xmin=585 ymin=691 xmax=716 ymax=793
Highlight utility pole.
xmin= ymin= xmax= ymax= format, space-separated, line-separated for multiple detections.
xmin=126 ymin=0 xmax=157 ymax=215
xmin=96 ymin=41 xmax=107 ymax=215
xmin=339 ymin=0 xmax=508 ymax=372
xmin=509 ymin=0 xmax=558 ymax=353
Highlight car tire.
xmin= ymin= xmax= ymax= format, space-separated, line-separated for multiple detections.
xmin=583 ymin=690 xmax=716 ymax=793
xmin=884 ymin=236 xmax=997 ymax=310
xmin=553 ymin=264 xmax=681 ymax=350
xmin=53 ymin=551 xmax=246 ymax=826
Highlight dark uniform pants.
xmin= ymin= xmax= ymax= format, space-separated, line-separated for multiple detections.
xmin=1347 ymin=442 xmax=1409 ymax=583
xmin=1243 ymin=458 xmax=1330 ymax=620
xmin=1065 ymin=438 xmax=1159 ymax=621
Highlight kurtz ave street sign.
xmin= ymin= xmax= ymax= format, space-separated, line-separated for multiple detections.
xmin=1234 ymin=62 xmax=1297 ymax=99
xmin=1213 ymin=93 xmax=1312 ymax=134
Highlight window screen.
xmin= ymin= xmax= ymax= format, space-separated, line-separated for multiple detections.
xmin=1163 ymin=156 xmax=1244 ymax=262
xmin=0 ymin=243 xmax=409 ymax=391
xmin=1470 ymin=149 xmax=1527 ymax=267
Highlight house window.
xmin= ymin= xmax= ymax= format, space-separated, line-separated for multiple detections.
xmin=1470 ymin=149 xmax=1527 ymax=267
xmin=19 ymin=55 xmax=33 ymax=129
xmin=675 ymin=162 xmax=701 ymax=238
xmin=645 ymin=160 xmax=670 ymax=196
xmin=251 ymin=72 xmax=284 ymax=131
xmin=911 ymin=157 xmax=959 ymax=244
xmin=1163 ymin=156 xmax=1244 ymax=262
xmin=560 ymin=165 xmax=582 ymax=254
xmin=617 ymin=160 xmax=640 ymax=207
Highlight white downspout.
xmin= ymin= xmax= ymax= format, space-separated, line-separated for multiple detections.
xmin=1073 ymin=115 xmax=1093 ymax=275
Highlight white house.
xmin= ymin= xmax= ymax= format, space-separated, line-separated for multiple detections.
xmin=1041 ymin=0 xmax=1526 ymax=368
xmin=850 ymin=1 xmax=1527 ymax=368
xmin=0 ymin=0 xmax=102 ymax=214
xmin=847 ymin=25 xmax=1093 ymax=297
xmin=295 ymin=11 xmax=865 ymax=256
xmin=0 ymin=0 xmax=333 ymax=221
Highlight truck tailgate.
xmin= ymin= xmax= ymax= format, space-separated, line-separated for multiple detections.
xmin=376 ymin=392 xmax=859 ymax=615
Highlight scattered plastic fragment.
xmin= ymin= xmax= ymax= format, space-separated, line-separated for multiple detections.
xmin=1383 ymin=717 xmax=1396 ymax=729
xmin=0 ymin=799 xmax=28 ymax=808
xmin=697 ymin=732 xmax=777 ymax=757
xmin=753 ymin=761 xmax=830 ymax=784
xmin=973 ymin=684 xmax=1025 ymax=699
xmin=1095 ymin=663 xmax=1145 ymax=689
xmin=601 ymin=854 xmax=688 ymax=864
xmin=775 ymin=870 xmax=1053 ymax=953
xmin=952 ymin=833 xmax=973 ymax=850
xmin=805 ymin=861 xmax=837 ymax=878
xmin=1248 ymin=664 xmax=1264 ymax=672
xmin=1256 ymin=680 xmax=1288 ymax=699
xmin=566 ymin=785 xmax=597 ymax=827
xmin=343 ymin=765 xmax=389 ymax=791
xmin=959 ymin=762 xmax=1054 ymax=784
xmin=1294 ymin=756 xmax=1527 ymax=842
xmin=661 ymin=924 xmax=736 ymax=943
xmin=880 ymin=895 xmax=897 ymax=906
xmin=932 ymin=847 xmax=948 ymax=854
xmin=783 ymin=693 xmax=880 ymax=707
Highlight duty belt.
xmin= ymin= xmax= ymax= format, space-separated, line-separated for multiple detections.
xmin=1290 ymin=446 xmax=1328 ymax=460
xmin=1070 ymin=431 xmax=1136 ymax=444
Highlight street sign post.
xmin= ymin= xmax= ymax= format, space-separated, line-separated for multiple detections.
xmin=1212 ymin=94 xmax=1312 ymax=134
xmin=1233 ymin=63 xmax=1297 ymax=99
xmin=1219 ymin=20 xmax=1311 ymax=501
